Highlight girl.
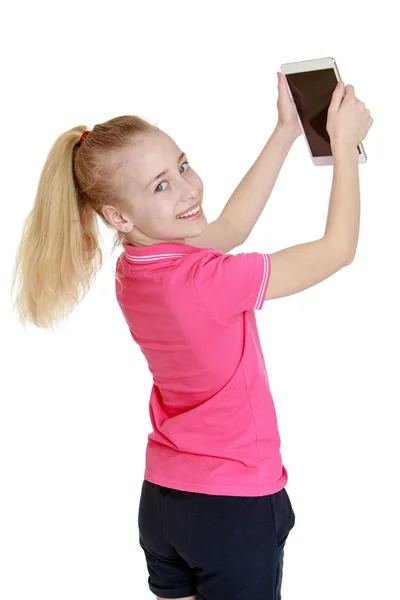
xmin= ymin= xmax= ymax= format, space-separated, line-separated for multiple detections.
xmin=11 ymin=74 xmax=372 ymax=600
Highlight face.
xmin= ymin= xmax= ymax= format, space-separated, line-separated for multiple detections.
xmin=102 ymin=130 xmax=207 ymax=246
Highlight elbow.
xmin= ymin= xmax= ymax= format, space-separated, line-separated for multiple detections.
xmin=343 ymin=248 xmax=356 ymax=266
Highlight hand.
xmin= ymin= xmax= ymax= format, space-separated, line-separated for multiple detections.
xmin=327 ymin=82 xmax=373 ymax=149
xmin=276 ymin=72 xmax=302 ymax=139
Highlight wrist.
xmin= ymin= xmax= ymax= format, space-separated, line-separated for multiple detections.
xmin=332 ymin=145 xmax=360 ymax=164
xmin=331 ymin=139 xmax=359 ymax=155
xmin=274 ymin=122 xmax=299 ymax=144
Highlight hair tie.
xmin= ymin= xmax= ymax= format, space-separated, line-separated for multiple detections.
xmin=80 ymin=130 xmax=90 ymax=144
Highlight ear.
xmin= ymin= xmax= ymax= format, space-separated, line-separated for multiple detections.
xmin=101 ymin=204 xmax=133 ymax=231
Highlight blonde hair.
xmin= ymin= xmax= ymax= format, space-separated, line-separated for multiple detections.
xmin=11 ymin=115 xmax=159 ymax=330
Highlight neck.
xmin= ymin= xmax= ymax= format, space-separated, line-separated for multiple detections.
xmin=123 ymin=226 xmax=185 ymax=248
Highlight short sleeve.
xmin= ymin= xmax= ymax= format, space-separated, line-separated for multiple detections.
xmin=192 ymin=251 xmax=271 ymax=324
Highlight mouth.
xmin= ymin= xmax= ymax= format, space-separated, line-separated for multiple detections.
xmin=176 ymin=202 xmax=203 ymax=220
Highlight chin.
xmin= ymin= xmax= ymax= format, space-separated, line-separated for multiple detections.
xmin=184 ymin=220 xmax=208 ymax=239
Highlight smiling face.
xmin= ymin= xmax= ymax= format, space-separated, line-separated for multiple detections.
xmin=101 ymin=130 xmax=207 ymax=246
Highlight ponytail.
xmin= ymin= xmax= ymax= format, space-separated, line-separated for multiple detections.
xmin=11 ymin=116 xmax=158 ymax=330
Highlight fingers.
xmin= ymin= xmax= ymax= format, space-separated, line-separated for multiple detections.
xmin=329 ymin=81 xmax=346 ymax=114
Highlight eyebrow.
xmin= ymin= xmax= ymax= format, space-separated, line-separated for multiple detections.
xmin=145 ymin=152 xmax=186 ymax=189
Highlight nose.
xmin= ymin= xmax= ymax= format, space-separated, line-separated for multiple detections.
xmin=180 ymin=180 xmax=198 ymax=202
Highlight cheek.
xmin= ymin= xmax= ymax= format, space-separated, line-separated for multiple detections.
xmin=148 ymin=199 xmax=175 ymax=222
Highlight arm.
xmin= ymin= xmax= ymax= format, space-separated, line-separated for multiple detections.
xmin=190 ymin=124 xmax=297 ymax=253
xmin=265 ymin=144 xmax=360 ymax=301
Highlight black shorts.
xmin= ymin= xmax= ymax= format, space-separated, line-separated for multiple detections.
xmin=138 ymin=480 xmax=295 ymax=600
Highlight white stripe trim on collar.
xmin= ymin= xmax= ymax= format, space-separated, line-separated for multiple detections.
xmin=124 ymin=252 xmax=187 ymax=263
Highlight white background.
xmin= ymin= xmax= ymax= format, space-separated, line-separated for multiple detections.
xmin=1 ymin=1 xmax=399 ymax=598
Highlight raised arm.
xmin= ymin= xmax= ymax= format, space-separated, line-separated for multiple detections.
xmin=266 ymin=144 xmax=358 ymax=300
xmin=266 ymin=82 xmax=373 ymax=301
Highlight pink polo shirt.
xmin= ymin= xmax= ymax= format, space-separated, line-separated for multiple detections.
xmin=115 ymin=242 xmax=288 ymax=497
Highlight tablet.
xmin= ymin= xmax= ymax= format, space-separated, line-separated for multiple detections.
xmin=281 ymin=57 xmax=367 ymax=165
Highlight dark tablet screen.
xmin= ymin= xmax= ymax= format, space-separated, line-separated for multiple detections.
xmin=285 ymin=68 xmax=361 ymax=156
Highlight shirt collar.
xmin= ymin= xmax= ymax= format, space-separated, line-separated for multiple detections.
xmin=123 ymin=242 xmax=213 ymax=264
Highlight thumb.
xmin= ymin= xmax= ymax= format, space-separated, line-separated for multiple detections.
xmin=328 ymin=81 xmax=345 ymax=114
xmin=277 ymin=72 xmax=286 ymax=87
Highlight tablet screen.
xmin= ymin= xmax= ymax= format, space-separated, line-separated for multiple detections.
xmin=285 ymin=68 xmax=361 ymax=157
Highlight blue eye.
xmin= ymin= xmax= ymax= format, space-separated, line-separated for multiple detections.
xmin=155 ymin=162 xmax=189 ymax=192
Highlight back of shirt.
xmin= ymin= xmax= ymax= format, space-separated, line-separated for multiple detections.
xmin=116 ymin=242 xmax=288 ymax=496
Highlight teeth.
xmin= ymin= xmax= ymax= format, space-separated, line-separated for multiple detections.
xmin=176 ymin=204 xmax=200 ymax=219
